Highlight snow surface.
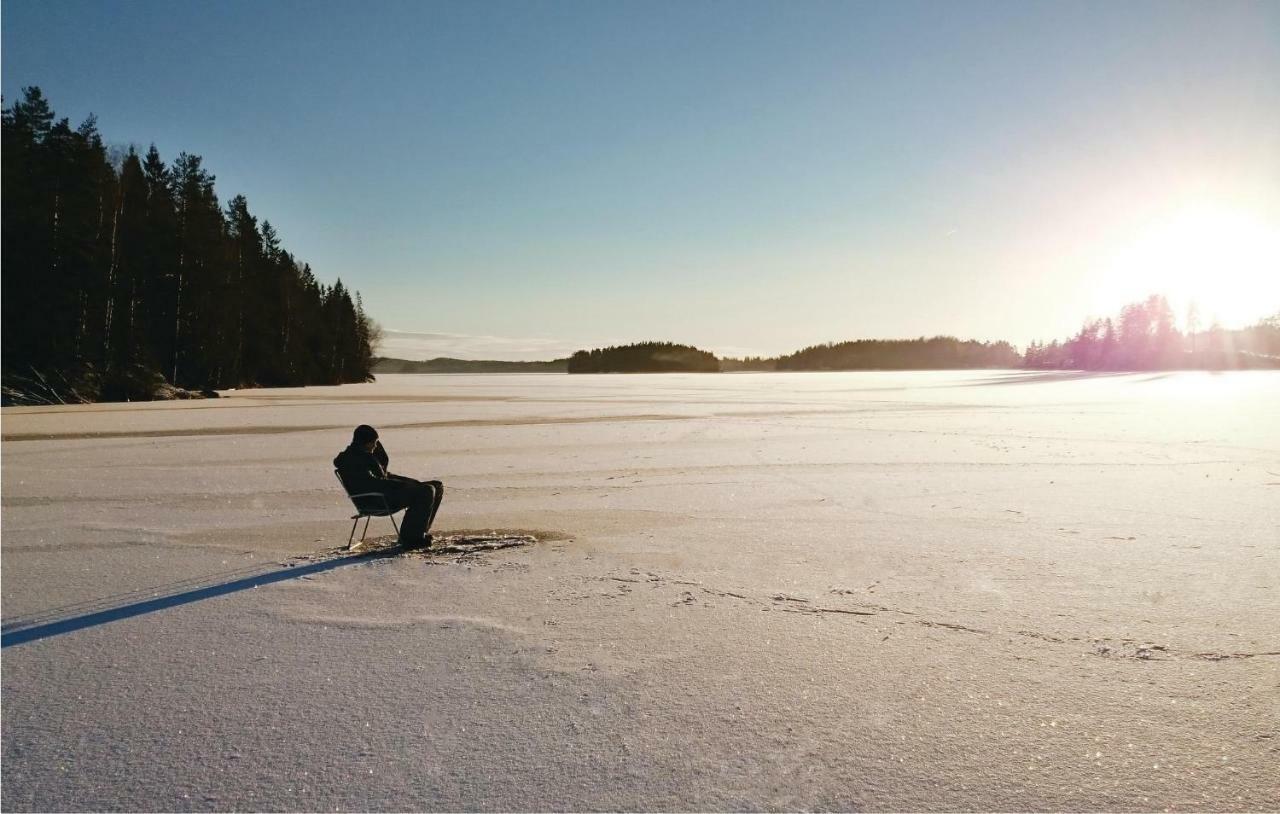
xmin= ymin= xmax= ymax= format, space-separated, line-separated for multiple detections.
xmin=2 ymin=370 xmax=1278 ymax=811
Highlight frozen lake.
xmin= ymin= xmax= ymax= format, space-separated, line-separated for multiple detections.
xmin=3 ymin=371 xmax=1278 ymax=810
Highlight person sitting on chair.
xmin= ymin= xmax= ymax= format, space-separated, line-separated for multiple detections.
xmin=334 ymin=425 xmax=444 ymax=549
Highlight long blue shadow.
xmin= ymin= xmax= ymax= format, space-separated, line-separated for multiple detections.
xmin=2 ymin=552 xmax=392 ymax=649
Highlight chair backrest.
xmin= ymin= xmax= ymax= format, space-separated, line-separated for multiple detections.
xmin=335 ymin=468 xmax=389 ymax=515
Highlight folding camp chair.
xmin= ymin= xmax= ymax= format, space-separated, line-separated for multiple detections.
xmin=335 ymin=469 xmax=402 ymax=548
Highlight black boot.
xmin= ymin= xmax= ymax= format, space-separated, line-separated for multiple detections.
xmin=401 ymin=534 xmax=432 ymax=551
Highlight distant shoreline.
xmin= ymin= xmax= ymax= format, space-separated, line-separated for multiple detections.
xmin=372 ymin=357 xmax=568 ymax=374
xmin=377 ymin=305 xmax=1280 ymax=376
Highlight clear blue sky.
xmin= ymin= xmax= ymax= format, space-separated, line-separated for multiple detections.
xmin=5 ymin=0 xmax=1278 ymax=359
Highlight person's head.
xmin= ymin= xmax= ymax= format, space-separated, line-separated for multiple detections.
xmin=352 ymin=424 xmax=379 ymax=451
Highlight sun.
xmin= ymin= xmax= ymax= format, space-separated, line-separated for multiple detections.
xmin=1097 ymin=202 xmax=1280 ymax=329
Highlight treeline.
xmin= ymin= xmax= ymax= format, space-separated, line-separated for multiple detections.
xmin=1026 ymin=295 xmax=1280 ymax=370
xmin=566 ymin=337 xmax=1019 ymax=373
xmin=568 ymin=342 xmax=719 ymax=373
xmin=2 ymin=87 xmax=376 ymax=404
xmin=775 ymin=336 xmax=1021 ymax=370
xmin=373 ymin=356 xmax=569 ymax=373
xmin=574 ymin=302 xmax=1279 ymax=375
xmin=719 ymin=356 xmax=777 ymax=372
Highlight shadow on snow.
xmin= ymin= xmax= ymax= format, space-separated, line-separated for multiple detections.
xmin=953 ymin=371 xmax=1175 ymax=387
xmin=0 ymin=550 xmax=398 ymax=649
xmin=2 ymin=534 xmax=539 ymax=649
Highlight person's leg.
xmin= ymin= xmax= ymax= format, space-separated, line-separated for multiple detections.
xmin=393 ymin=482 xmax=431 ymax=544
xmin=423 ymin=480 xmax=444 ymax=532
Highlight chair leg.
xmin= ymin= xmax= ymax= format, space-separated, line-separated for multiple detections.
xmin=360 ymin=516 xmax=372 ymax=541
xmin=389 ymin=514 xmax=400 ymax=537
xmin=348 ymin=517 xmax=359 ymax=547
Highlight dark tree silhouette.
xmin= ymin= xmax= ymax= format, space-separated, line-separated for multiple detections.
xmin=568 ymin=342 xmax=720 ymax=373
xmin=776 ymin=336 xmax=1021 ymax=370
xmin=1 ymin=87 xmax=378 ymax=404
xmin=373 ymin=356 xmax=569 ymax=373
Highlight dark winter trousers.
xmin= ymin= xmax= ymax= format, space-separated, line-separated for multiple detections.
xmin=389 ymin=479 xmax=444 ymax=543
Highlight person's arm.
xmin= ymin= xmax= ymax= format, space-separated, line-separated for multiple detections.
xmin=338 ymin=450 xmax=392 ymax=492
xmin=375 ymin=441 xmax=417 ymax=482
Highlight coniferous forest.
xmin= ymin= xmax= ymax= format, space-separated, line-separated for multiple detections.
xmin=1025 ymin=295 xmax=1280 ymax=370
xmin=568 ymin=342 xmax=720 ymax=373
xmin=775 ymin=336 xmax=1022 ymax=371
xmin=2 ymin=88 xmax=377 ymax=404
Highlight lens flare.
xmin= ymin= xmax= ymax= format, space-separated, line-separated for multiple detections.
xmin=1097 ymin=203 xmax=1280 ymax=328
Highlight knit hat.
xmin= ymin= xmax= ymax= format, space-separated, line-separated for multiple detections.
xmin=352 ymin=424 xmax=379 ymax=444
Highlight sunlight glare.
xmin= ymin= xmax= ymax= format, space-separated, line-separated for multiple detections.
xmin=1098 ymin=203 xmax=1280 ymax=329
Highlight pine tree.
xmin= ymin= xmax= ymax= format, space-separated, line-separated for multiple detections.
xmin=2 ymin=88 xmax=380 ymax=402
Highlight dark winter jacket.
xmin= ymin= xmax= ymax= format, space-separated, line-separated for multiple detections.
xmin=334 ymin=441 xmax=404 ymax=496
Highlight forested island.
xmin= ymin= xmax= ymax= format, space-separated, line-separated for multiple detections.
xmin=568 ymin=342 xmax=719 ymax=373
xmin=1 ymin=88 xmax=376 ymax=405
xmin=373 ymin=357 xmax=568 ymax=373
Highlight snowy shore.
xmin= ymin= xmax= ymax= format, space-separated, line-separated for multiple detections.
xmin=3 ymin=371 xmax=1278 ymax=811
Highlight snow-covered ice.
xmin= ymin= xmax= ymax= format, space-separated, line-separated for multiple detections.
xmin=2 ymin=370 xmax=1278 ymax=811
